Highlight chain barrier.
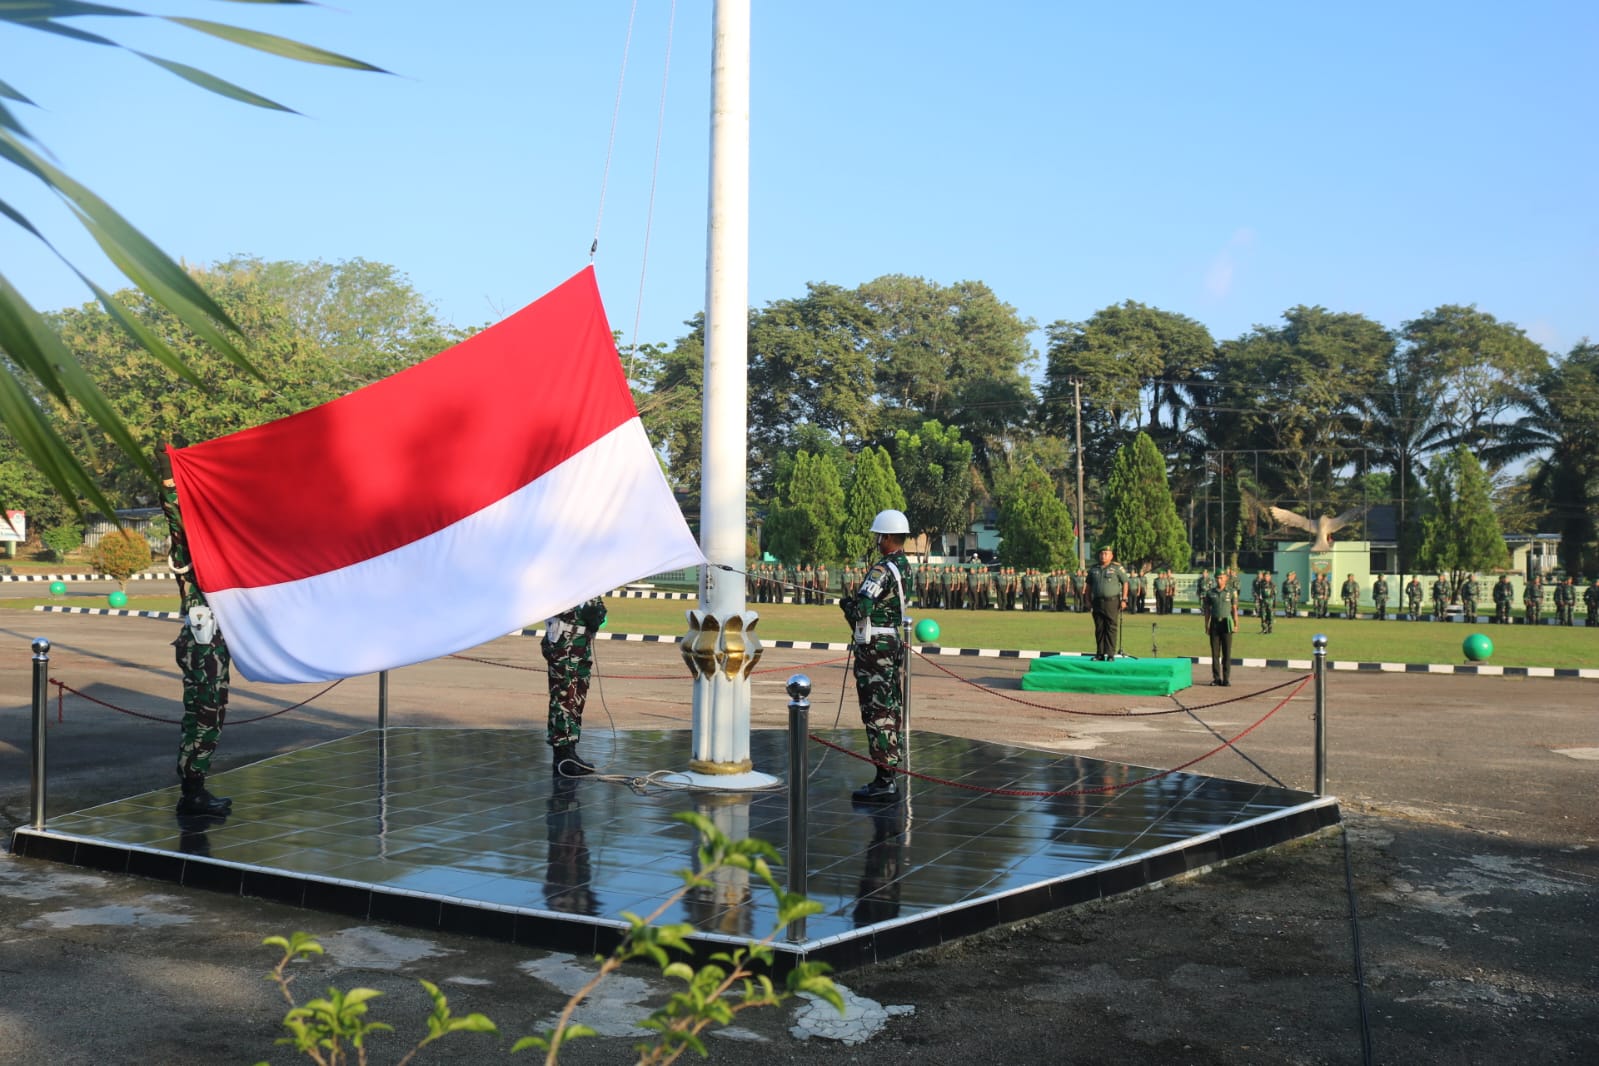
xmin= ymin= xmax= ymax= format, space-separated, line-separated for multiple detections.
xmin=810 ymin=673 xmax=1310 ymax=799
xmin=47 ymin=678 xmax=343 ymax=726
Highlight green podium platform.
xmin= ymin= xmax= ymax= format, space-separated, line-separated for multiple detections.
xmin=1021 ymin=654 xmax=1193 ymax=695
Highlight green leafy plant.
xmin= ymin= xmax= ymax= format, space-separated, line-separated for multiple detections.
xmin=89 ymin=528 xmax=149 ymax=587
xmin=260 ymin=814 xmax=842 ymax=1065
xmin=40 ymin=524 xmax=82 ymax=562
xmin=258 ymin=931 xmax=497 ymax=1066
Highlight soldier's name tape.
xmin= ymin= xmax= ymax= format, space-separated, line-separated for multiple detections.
xmin=31 ymin=604 xmax=1598 ymax=679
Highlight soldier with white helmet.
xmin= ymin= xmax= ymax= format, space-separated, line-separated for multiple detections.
xmin=840 ymin=509 xmax=913 ymax=803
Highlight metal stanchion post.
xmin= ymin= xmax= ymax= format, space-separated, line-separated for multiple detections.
xmin=785 ymin=674 xmax=811 ymax=943
xmin=1313 ymin=634 xmax=1328 ymax=795
xmin=31 ymin=637 xmax=50 ymax=829
xmin=377 ymin=669 xmax=389 ymax=731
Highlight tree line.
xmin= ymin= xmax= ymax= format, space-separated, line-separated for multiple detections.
xmin=6 ymin=260 xmax=1593 ymax=578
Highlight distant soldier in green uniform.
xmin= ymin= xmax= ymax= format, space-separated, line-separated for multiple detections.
xmin=1200 ymin=570 xmax=1239 ymax=687
xmin=1459 ymin=575 xmax=1479 ymax=621
xmin=1252 ymin=570 xmax=1275 ymax=633
xmin=1554 ymin=576 xmax=1576 ymax=626
xmin=1584 ymin=578 xmax=1599 ymax=626
xmin=842 ymin=509 xmax=913 ymax=804
xmin=1132 ymin=570 xmax=1148 ymax=613
xmin=1281 ymin=571 xmax=1302 ymax=618
xmin=544 ymin=595 xmax=608 ymax=776
xmin=1312 ymin=572 xmax=1332 ymax=618
xmin=1086 ymin=546 xmax=1131 ymax=660
xmin=1492 ymin=574 xmax=1514 ymax=625
xmin=1432 ymin=574 xmax=1451 ymax=621
xmin=1153 ymin=570 xmax=1171 ymax=615
xmin=1341 ymin=574 xmax=1361 ymax=619
xmin=1405 ymin=576 xmax=1423 ymax=620
xmin=1371 ymin=575 xmax=1389 ymax=620
xmin=1523 ymin=576 xmax=1543 ymax=626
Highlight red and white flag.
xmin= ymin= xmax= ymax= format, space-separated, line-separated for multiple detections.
xmin=168 ymin=267 xmax=703 ymax=683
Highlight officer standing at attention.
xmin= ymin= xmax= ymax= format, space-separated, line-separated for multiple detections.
xmin=1492 ymin=574 xmax=1514 ymax=624
xmin=1341 ymin=573 xmax=1361 ymax=619
xmin=1432 ymin=574 xmax=1451 ymax=620
xmin=1371 ymin=574 xmax=1390 ymax=620
xmin=1312 ymin=571 xmax=1332 ymax=618
xmin=1554 ymin=575 xmax=1576 ymax=625
xmin=161 ymin=460 xmax=233 ymax=818
xmin=1086 ymin=546 xmax=1131 ymax=661
xmin=1523 ymin=574 xmax=1543 ymax=626
xmin=1584 ymin=577 xmax=1599 ymax=626
xmin=1459 ymin=573 xmax=1480 ymax=622
xmin=841 ymin=509 xmax=913 ymax=804
xmin=1281 ymin=570 xmax=1302 ymax=618
xmin=543 ymin=595 xmax=607 ymax=776
xmin=1200 ymin=570 xmax=1239 ymax=686
xmin=1252 ymin=570 xmax=1275 ymax=633
xmin=1405 ymin=576 xmax=1423 ymax=620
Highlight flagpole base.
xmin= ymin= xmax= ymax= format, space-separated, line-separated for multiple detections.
xmin=655 ymin=769 xmax=783 ymax=792
xmin=688 ymin=757 xmax=754 ymax=775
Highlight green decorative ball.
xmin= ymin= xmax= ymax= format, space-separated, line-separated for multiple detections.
xmin=914 ymin=617 xmax=941 ymax=643
xmin=49 ymin=580 xmax=66 ymax=596
xmin=107 ymin=590 xmax=128 ymax=609
xmin=1462 ymin=633 xmax=1493 ymax=662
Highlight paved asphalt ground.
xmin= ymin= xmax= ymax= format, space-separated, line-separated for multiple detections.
xmin=1 ymin=607 xmax=1595 ymax=1065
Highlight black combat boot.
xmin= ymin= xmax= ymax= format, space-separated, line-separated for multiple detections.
xmin=852 ymin=769 xmax=898 ymax=804
xmin=553 ymin=745 xmax=595 ymax=777
xmin=176 ymin=776 xmax=232 ymax=817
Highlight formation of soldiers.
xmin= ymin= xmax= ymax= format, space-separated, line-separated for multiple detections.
xmin=750 ymin=559 xmax=1599 ymax=626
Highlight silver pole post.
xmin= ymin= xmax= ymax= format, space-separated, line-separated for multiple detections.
xmin=31 ymin=637 xmax=50 ymax=829
xmin=1313 ymin=634 xmax=1328 ymax=795
xmin=901 ymin=617 xmax=912 ymax=782
xmin=785 ymin=674 xmax=811 ymax=943
xmin=377 ymin=669 xmax=389 ymax=730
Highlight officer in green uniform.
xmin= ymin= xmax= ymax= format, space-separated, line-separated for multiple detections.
xmin=1432 ymin=574 xmax=1451 ymax=621
xmin=1371 ymin=574 xmax=1389 ymax=620
xmin=1584 ymin=578 xmax=1599 ymax=626
xmin=1341 ymin=574 xmax=1361 ymax=619
xmin=1554 ymin=576 xmax=1576 ymax=625
xmin=1281 ymin=571 xmax=1301 ymax=618
xmin=1459 ymin=574 xmax=1479 ymax=621
xmin=1492 ymin=574 xmax=1514 ymax=624
xmin=161 ymin=467 xmax=233 ymax=818
xmin=544 ymin=596 xmax=607 ymax=776
xmin=1405 ymin=576 xmax=1423 ymax=620
xmin=1086 ymin=546 xmax=1131 ymax=660
xmin=1523 ymin=576 xmax=1543 ymax=626
xmin=1200 ymin=570 xmax=1239 ymax=686
xmin=1312 ymin=572 xmax=1331 ymax=618
xmin=1252 ymin=571 xmax=1275 ymax=633
xmin=842 ymin=509 xmax=913 ymax=803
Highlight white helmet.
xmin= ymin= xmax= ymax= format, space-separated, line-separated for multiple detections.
xmin=870 ymin=509 xmax=910 ymax=535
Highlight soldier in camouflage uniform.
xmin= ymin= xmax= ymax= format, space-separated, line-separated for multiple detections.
xmin=842 ymin=510 xmax=913 ymax=803
xmin=1281 ymin=571 xmax=1301 ymax=618
xmin=1554 ymin=576 xmax=1576 ymax=626
xmin=162 ymin=469 xmax=233 ymax=818
xmin=1492 ymin=574 xmax=1514 ymax=624
xmin=1584 ymin=578 xmax=1599 ymax=626
xmin=1432 ymin=574 xmax=1451 ymax=621
xmin=1459 ymin=574 xmax=1479 ymax=621
xmin=1523 ymin=576 xmax=1543 ymax=626
xmin=1341 ymin=574 xmax=1361 ymax=619
xmin=543 ymin=596 xmax=607 ymax=776
xmin=1311 ymin=571 xmax=1332 ymax=618
xmin=1371 ymin=574 xmax=1389 ymax=620
xmin=1405 ymin=576 xmax=1423 ymax=620
xmin=1252 ymin=570 xmax=1276 ymax=633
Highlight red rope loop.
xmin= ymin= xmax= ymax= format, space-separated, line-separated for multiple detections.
xmin=811 ymin=673 xmax=1311 ymax=798
xmin=47 ymin=677 xmax=342 ymax=726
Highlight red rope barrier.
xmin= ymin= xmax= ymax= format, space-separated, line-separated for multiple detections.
xmin=811 ymin=673 xmax=1312 ymax=798
xmin=48 ymin=678 xmax=342 ymax=726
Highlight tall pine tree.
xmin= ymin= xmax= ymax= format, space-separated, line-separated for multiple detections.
xmin=994 ymin=457 xmax=1078 ymax=569
xmin=1098 ymin=432 xmax=1191 ymax=572
xmin=842 ymin=446 xmax=906 ymax=563
xmin=1418 ymin=444 xmax=1509 ymax=589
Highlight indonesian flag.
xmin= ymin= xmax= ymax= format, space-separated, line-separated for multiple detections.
xmin=167 ymin=267 xmax=703 ymax=683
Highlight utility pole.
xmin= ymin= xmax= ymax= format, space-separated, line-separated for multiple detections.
xmin=1073 ymin=378 xmax=1087 ymax=564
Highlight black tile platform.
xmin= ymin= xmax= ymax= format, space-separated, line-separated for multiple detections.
xmin=10 ymin=728 xmax=1339 ymax=972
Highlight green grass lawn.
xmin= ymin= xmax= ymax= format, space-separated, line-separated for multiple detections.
xmin=15 ymin=588 xmax=1597 ymax=670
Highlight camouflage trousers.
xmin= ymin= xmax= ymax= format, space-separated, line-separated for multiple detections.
xmin=1256 ymin=598 xmax=1274 ymax=632
xmin=542 ymin=637 xmax=594 ymax=747
xmin=851 ymin=638 xmax=904 ymax=769
xmin=175 ymin=627 xmax=230 ymax=782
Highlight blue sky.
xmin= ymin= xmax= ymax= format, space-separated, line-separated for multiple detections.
xmin=5 ymin=1 xmax=1596 ymax=366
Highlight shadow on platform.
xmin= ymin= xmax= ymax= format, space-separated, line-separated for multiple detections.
xmin=10 ymin=728 xmax=1338 ymax=972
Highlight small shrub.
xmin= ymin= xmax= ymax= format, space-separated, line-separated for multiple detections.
xmin=91 ymin=529 xmax=151 ymax=589
xmin=41 ymin=526 xmax=82 ymax=563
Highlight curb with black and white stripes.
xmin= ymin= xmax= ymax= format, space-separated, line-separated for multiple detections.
xmin=31 ymin=605 xmax=1596 ymax=680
